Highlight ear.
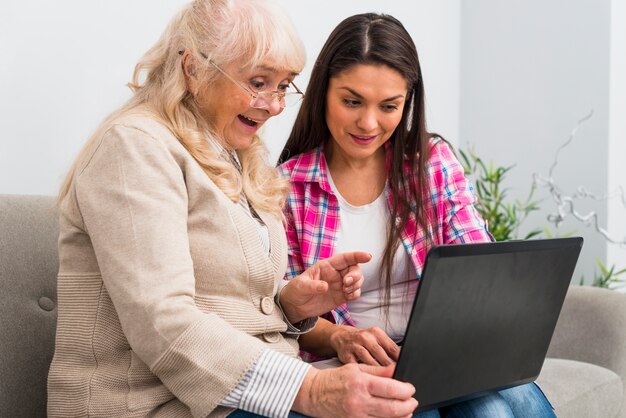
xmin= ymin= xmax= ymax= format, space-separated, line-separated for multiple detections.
xmin=181 ymin=50 xmax=200 ymax=95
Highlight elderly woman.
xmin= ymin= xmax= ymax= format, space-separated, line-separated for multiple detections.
xmin=47 ymin=1 xmax=419 ymax=418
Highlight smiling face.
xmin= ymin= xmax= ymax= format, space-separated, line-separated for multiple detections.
xmin=325 ymin=64 xmax=408 ymax=166
xmin=195 ymin=60 xmax=297 ymax=150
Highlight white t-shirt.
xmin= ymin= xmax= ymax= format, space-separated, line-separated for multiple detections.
xmin=327 ymin=174 xmax=417 ymax=341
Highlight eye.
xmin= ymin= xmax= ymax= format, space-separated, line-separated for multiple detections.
xmin=343 ymin=98 xmax=361 ymax=107
xmin=249 ymin=79 xmax=266 ymax=91
xmin=381 ymin=104 xmax=400 ymax=112
xmin=277 ymin=83 xmax=290 ymax=93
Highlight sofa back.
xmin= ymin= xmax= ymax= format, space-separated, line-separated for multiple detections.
xmin=0 ymin=194 xmax=58 ymax=417
xmin=547 ymin=284 xmax=626 ymax=418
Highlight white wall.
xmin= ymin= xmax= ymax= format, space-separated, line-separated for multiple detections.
xmin=608 ymin=0 xmax=626 ymax=285
xmin=3 ymin=0 xmax=623 ymax=284
xmin=0 ymin=0 xmax=460 ymax=196
xmin=0 ymin=1 xmax=189 ymax=195
xmin=459 ymin=0 xmax=613 ymax=283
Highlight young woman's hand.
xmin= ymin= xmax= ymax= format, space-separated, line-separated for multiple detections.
xmin=279 ymin=251 xmax=371 ymax=323
xmin=330 ymin=325 xmax=400 ymax=366
xmin=293 ymin=363 xmax=418 ymax=418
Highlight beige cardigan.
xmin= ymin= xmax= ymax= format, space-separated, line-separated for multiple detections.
xmin=47 ymin=114 xmax=298 ymax=417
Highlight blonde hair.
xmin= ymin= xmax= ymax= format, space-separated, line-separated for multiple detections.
xmin=59 ymin=0 xmax=305 ymax=216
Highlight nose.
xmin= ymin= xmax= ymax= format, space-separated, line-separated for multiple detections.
xmin=356 ymin=108 xmax=377 ymax=132
xmin=265 ymin=97 xmax=283 ymax=116
xmin=251 ymin=95 xmax=283 ymax=116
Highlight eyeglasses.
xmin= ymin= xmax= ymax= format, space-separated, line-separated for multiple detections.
xmin=209 ymin=59 xmax=304 ymax=109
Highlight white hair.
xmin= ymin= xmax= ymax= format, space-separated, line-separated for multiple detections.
xmin=60 ymin=0 xmax=305 ymax=216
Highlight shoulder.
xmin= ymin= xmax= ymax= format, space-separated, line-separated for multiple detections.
xmin=278 ymin=147 xmax=325 ymax=183
xmin=427 ymin=136 xmax=457 ymax=163
xmin=400 ymin=136 xmax=457 ymax=170
xmin=421 ymin=136 xmax=469 ymax=189
xmin=104 ymin=112 xmax=180 ymax=149
xmin=76 ymin=114 xmax=189 ymax=183
xmin=422 ymin=136 xmax=466 ymax=176
xmin=93 ymin=112 xmax=175 ymax=155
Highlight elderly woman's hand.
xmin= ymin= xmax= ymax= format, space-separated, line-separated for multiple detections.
xmin=293 ymin=363 xmax=418 ymax=418
xmin=279 ymin=251 xmax=371 ymax=323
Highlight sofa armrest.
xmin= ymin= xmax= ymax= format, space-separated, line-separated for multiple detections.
xmin=547 ymin=285 xmax=626 ymax=385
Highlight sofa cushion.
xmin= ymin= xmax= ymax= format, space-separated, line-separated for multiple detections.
xmin=0 ymin=195 xmax=58 ymax=417
xmin=537 ymin=357 xmax=623 ymax=418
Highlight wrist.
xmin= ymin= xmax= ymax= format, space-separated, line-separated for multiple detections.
xmin=278 ymin=285 xmax=301 ymax=324
xmin=292 ymin=367 xmax=320 ymax=416
xmin=328 ymin=324 xmax=350 ymax=354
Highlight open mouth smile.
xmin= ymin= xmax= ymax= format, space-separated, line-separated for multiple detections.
xmin=238 ymin=114 xmax=260 ymax=127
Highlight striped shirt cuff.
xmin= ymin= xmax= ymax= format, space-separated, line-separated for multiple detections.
xmin=220 ymin=349 xmax=311 ymax=418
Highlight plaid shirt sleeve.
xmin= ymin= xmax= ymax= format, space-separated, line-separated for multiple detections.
xmin=280 ymin=168 xmax=307 ymax=282
xmin=284 ymin=206 xmax=305 ymax=281
xmin=428 ymin=139 xmax=493 ymax=244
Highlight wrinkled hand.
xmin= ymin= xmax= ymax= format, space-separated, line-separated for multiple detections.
xmin=331 ymin=326 xmax=400 ymax=366
xmin=293 ymin=363 xmax=418 ymax=418
xmin=280 ymin=251 xmax=371 ymax=323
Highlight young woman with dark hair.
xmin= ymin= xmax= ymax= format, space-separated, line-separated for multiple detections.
xmin=280 ymin=13 xmax=556 ymax=418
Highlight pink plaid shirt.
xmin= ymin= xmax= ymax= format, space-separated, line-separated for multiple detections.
xmin=279 ymin=138 xmax=492 ymax=330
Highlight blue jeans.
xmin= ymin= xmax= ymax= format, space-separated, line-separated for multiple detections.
xmin=418 ymin=383 xmax=555 ymax=418
xmin=228 ymin=382 xmax=555 ymax=418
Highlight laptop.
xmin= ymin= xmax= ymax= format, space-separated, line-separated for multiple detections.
xmin=314 ymin=237 xmax=583 ymax=412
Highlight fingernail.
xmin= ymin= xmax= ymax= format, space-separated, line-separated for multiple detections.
xmin=345 ymin=276 xmax=353 ymax=285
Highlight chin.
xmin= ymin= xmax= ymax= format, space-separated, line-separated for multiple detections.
xmin=229 ymin=136 xmax=256 ymax=150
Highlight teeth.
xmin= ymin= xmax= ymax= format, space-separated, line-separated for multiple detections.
xmin=241 ymin=115 xmax=258 ymax=123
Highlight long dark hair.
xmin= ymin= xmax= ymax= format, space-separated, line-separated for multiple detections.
xmin=279 ymin=13 xmax=436 ymax=315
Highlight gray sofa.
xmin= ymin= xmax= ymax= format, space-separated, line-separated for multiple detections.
xmin=1 ymin=194 xmax=625 ymax=417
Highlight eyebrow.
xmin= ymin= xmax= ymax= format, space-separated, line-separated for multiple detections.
xmin=239 ymin=65 xmax=299 ymax=78
xmin=194 ymin=51 xmax=298 ymax=76
xmin=340 ymin=87 xmax=404 ymax=102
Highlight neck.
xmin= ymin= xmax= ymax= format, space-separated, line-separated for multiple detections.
xmin=326 ymin=142 xmax=386 ymax=174
xmin=325 ymin=143 xmax=387 ymax=206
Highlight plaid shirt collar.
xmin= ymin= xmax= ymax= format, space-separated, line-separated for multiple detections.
xmin=286 ymin=144 xmax=333 ymax=193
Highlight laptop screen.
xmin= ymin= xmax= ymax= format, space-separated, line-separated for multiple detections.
xmin=393 ymin=237 xmax=582 ymax=411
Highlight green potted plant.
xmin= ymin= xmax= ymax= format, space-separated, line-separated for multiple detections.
xmin=459 ymin=147 xmax=625 ymax=289
xmin=458 ymin=148 xmax=541 ymax=241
